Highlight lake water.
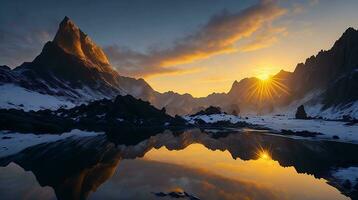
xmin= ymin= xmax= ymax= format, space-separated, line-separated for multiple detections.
xmin=0 ymin=129 xmax=357 ymax=200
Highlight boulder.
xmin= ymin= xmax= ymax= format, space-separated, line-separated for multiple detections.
xmin=295 ymin=105 xmax=308 ymax=119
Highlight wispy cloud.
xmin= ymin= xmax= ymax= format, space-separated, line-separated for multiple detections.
xmin=239 ymin=25 xmax=287 ymax=52
xmin=105 ymin=0 xmax=287 ymax=78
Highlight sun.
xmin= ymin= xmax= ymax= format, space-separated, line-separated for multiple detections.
xmin=257 ymin=73 xmax=270 ymax=81
xmin=247 ymin=73 xmax=290 ymax=102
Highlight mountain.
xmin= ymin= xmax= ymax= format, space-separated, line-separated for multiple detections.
xmin=0 ymin=17 xmax=157 ymax=109
xmin=0 ymin=17 xmax=357 ymax=118
xmin=202 ymin=28 xmax=358 ymax=117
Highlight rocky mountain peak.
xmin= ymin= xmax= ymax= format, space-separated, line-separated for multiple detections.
xmin=332 ymin=27 xmax=358 ymax=51
xmin=53 ymin=16 xmax=111 ymax=70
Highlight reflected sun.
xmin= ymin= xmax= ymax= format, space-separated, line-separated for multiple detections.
xmin=256 ymin=148 xmax=272 ymax=160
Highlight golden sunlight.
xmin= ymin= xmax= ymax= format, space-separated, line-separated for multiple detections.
xmin=256 ymin=147 xmax=272 ymax=160
xmin=247 ymin=76 xmax=290 ymax=102
xmin=256 ymin=73 xmax=270 ymax=81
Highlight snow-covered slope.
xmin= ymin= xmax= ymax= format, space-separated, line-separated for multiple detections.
xmin=0 ymin=84 xmax=75 ymax=111
xmin=244 ymin=115 xmax=358 ymax=143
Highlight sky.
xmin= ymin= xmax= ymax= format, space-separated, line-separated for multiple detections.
xmin=1 ymin=0 xmax=358 ymax=97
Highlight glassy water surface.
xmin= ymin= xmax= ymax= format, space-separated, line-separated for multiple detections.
xmin=0 ymin=129 xmax=357 ymax=200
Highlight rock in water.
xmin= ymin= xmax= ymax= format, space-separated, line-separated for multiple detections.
xmin=295 ymin=105 xmax=308 ymax=119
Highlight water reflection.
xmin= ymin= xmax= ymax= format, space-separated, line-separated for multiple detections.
xmin=0 ymin=129 xmax=357 ymax=200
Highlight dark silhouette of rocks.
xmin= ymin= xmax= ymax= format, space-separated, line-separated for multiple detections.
xmin=295 ymin=105 xmax=308 ymax=119
xmin=191 ymin=106 xmax=223 ymax=116
xmin=0 ymin=95 xmax=186 ymax=134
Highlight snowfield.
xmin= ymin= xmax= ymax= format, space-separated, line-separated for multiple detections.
xmin=0 ymin=84 xmax=75 ymax=111
xmin=0 ymin=129 xmax=103 ymax=158
xmin=184 ymin=114 xmax=358 ymax=144
xmin=183 ymin=114 xmax=242 ymax=124
xmin=245 ymin=115 xmax=358 ymax=143
xmin=271 ymin=90 xmax=358 ymax=120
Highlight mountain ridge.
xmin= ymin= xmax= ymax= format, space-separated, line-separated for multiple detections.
xmin=0 ymin=17 xmax=357 ymax=118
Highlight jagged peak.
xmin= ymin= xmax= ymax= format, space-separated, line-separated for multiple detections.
xmin=52 ymin=16 xmax=111 ymax=71
xmin=343 ymin=27 xmax=357 ymax=35
xmin=63 ymin=16 xmax=70 ymax=22
xmin=332 ymin=27 xmax=358 ymax=48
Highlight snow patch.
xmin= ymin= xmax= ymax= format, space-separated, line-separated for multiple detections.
xmin=0 ymin=84 xmax=75 ymax=111
xmin=272 ymin=91 xmax=358 ymax=120
xmin=305 ymin=102 xmax=358 ymax=120
xmin=244 ymin=115 xmax=358 ymax=143
xmin=184 ymin=114 xmax=242 ymax=124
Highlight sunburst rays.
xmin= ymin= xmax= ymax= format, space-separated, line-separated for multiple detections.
xmin=247 ymin=76 xmax=290 ymax=102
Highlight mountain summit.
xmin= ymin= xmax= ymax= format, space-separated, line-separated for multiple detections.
xmin=0 ymin=16 xmax=156 ymax=108
xmin=53 ymin=16 xmax=111 ymax=71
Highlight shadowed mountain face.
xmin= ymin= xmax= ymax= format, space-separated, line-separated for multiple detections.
xmin=0 ymin=130 xmax=357 ymax=199
xmin=289 ymin=28 xmax=358 ymax=106
xmin=0 ymin=17 xmax=357 ymax=116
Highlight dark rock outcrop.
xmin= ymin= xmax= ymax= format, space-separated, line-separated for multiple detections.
xmin=0 ymin=95 xmax=186 ymax=134
xmin=191 ymin=106 xmax=223 ymax=116
xmin=295 ymin=105 xmax=308 ymax=119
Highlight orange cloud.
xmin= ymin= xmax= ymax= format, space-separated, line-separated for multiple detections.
xmin=106 ymin=0 xmax=287 ymax=78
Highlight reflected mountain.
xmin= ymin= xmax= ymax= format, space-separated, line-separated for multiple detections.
xmin=0 ymin=129 xmax=357 ymax=199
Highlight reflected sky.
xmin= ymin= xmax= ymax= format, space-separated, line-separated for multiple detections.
xmin=0 ymin=129 xmax=355 ymax=200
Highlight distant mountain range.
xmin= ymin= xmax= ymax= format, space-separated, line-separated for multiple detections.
xmin=0 ymin=17 xmax=357 ymax=118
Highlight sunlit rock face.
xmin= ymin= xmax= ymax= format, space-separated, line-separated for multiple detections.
xmin=53 ymin=16 xmax=111 ymax=71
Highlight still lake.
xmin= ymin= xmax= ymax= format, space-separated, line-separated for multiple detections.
xmin=0 ymin=129 xmax=357 ymax=200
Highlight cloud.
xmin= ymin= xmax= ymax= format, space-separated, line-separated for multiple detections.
xmin=239 ymin=25 xmax=287 ymax=52
xmin=105 ymin=0 xmax=287 ymax=78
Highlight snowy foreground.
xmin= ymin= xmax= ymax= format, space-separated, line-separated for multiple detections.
xmin=0 ymin=129 xmax=103 ymax=158
xmin=184 ymin=114 xmax=358 ymax=144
